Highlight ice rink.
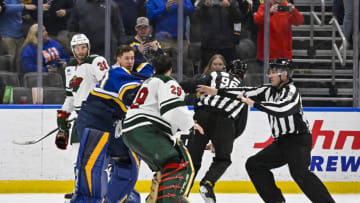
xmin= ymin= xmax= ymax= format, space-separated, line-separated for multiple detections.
xmin=0 ymin=193 xmax=359 ymax=202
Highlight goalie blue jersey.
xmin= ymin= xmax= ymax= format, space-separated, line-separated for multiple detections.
xmin=87 ymin=65 xmax=148 ymax=120
xmin=132 ymin=61 xmax=155 ymax=77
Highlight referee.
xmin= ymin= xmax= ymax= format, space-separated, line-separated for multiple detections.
xmin=198 ymin=58 xmax=335 ymax=203
xmin=180 ymin=59 xmax=248 ymax=203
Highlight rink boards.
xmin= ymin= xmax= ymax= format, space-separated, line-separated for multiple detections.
xmin=0 ymin=105 xmax=359 ymax=193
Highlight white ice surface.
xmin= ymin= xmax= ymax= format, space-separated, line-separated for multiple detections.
xmin=0 ymin=193 xmax=359 ymax=203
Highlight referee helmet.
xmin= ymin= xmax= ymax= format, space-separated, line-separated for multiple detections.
xmin=269 ymin=58 xmax=295 ymax=79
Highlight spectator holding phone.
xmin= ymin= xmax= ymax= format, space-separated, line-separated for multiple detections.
xmin=253 ymin=0 xmax=303 ymax=85
xmin=147 ymin=0 xmax=194 ymax=56
xmin=128 ymin=17 xmax=164 ymax=71
xmin=254 ymin=0 xmax=303 ymax=62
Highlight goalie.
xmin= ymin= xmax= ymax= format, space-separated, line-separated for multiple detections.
xmin=122 ymin=55 xmax=204 ymax=203
xmin=71 ymin=46 xmax=149 ymax=203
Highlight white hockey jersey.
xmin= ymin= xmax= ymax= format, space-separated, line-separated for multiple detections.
xmin=123 ymin=74 xmax=194 ymax=136
xmin=62 ymin=55 xmax=109 ymax=112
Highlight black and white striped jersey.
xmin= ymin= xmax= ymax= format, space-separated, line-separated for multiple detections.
xmin=181 ymin=71 xmax=246 ymax=119
xmin=218 ymin=80 xmax=310 ymax=138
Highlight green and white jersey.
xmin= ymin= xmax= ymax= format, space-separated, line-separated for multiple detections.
xmin=123 ymin=74 xmax=194 ymax=136
xmin=62 ymin=55 xmax=109 ymax=112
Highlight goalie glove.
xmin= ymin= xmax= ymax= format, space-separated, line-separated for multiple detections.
xmin=55 ymin=129 xmax=69 ymax=150
xmin=56 ymin=110 xmax=71 ymax=150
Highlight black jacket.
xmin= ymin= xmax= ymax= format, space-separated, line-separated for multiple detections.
xmin=195 ymin=0 xmax=245 ymax=49
xmin=30 ymin=0 xmax=74 ymax=35
xmin=68 ymin=0 xmax=126 ymax=55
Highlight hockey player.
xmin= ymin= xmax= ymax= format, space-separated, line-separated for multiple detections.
xmin=197 ymin=58 xmax=335 ymax=203
xmin=122 ymin=54 xmax=204 ymax=203
xmin=71 ymin=45 xmax=149 ymax=203
xmin=179 ymin=59 xmax=248 ymax=203
xmin=54 ymin=33 xmax=109 ymax=201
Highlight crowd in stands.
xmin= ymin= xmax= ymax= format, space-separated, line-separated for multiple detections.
xmin=0 ymin=0 xmax=358 ymax=104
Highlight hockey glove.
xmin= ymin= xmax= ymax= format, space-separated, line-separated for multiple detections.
xmin=55 ymin=129 xmax=69 ymax=150
xmin=56 ymin=110 xmax=71 ymax=150
xmin=57 ymin=110 xmax=71 ymax=130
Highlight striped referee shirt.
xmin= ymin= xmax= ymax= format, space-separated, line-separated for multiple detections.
xmin=181 ymin=71 xmax=246 ymax=119
xmin=218 ymin=80 xmax=310 ymax=138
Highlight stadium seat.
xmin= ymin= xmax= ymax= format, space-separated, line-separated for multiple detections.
xmin=171 ymin=58 xmax=194 ymax=78
xmin=12 ymin=87 xmax=33 ymax=104
xmin=0 ymin=55 xmax=14 ymax=72
xmin=0 ymin=71 xmax=20 ymax=87
xmin=43 ymin=87 xmax=66 ymax=104
xmin=23 ymin=72 xmax=64 ymax=88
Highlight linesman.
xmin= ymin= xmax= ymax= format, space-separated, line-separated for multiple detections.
xmin=197 ymin=58 xmax=335 ymax=203
xmin=181 ymin=59 xmax=248 ymax=203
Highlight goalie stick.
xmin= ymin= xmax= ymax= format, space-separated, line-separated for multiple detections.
xmin=12 ymin=118 xmax=75 ymax=145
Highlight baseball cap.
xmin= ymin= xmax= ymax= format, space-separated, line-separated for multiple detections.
xmin=136 ymin=17 xmax=150 ymax=27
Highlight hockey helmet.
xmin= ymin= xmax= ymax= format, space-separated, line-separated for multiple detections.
xmin=226 ymin=59 xmax=247 ymax=78
xmin=269 ymin=58 xmax=294 ymax=78
xmin=71 ymin=33 xmax=90 ymax=57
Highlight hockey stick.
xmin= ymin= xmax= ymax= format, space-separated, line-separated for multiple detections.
xmin=12 ymin=118 xmax=75 ymax=145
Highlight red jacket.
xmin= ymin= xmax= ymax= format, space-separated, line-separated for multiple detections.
xmin=254 ymin=2 xmax=304 ymax=60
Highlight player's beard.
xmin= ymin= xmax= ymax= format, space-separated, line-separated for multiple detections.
xmin=76 ymin=53 xmax=87 ymax=62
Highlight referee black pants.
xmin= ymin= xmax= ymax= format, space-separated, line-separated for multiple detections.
xmin=246 ymin=134 xmax=335 ymax=203
xmin=187 ymin=108 xmax=235 ymax=186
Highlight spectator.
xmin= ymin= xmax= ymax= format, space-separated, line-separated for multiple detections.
xmin=29 ymin=0 xmax=74 ymax=55
xmin=0 ymin=0 xmax=36 ymax=72
xmin=253 ymin=0 xmax=303 ymax=85
xmin=254 ymin=0 xmax=303 ymax=61
xmin=30 ymin=0 xmax=73 ymax=35
xmin=202 ymin=54 xmax=226 ymax=74
xmin=184 ymin=54 xmax=226 ymax=105
xmin=137 ymin=0 xmax=147 ymax=17
xmin=195 ymin=0 xmax=244 ymax=72
xmin=20 ymin=24 xmax=69 ymax=73
xmin=147 ymin=0 xmax=194 ymax=56
xmin=128 ymin=17 xmax=164 ymax=71
xmin=114 ymin=0 xmax=137 ymax=36
xmin=238 ymin=0 xmax=261 ymax=44
xmin=68 ymin=0 xmax=126 ymax=59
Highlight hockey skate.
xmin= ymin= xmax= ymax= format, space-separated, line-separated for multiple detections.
xmin=64 ymin=193 xmax=73 ymax=203
xmin=199 ymin=180 xmax=216 ymax=203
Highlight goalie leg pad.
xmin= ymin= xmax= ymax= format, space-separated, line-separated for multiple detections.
xmin=154 ymin=139 xmax=195 ymax=203
xmin=145 ymin=171 xmax=162 ymax=203
xmin=71 ymin=128 xmax=110 ymax=203
xmin=105 ymin=150 xmax=140 ymax=203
